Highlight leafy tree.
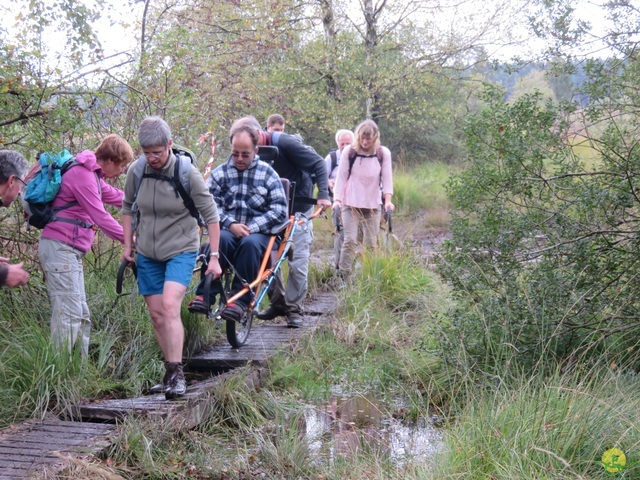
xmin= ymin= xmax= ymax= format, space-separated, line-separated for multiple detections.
xmin=441 ymin=0 xmax=640 ymax=370
xmin=125 ymin=0 xmax=530 ymax=162
xmin=0 ymin=0 xmax=135 ymax=152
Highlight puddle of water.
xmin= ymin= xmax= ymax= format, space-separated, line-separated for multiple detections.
xmin=302 ymin=395 xmax=444 ymax=468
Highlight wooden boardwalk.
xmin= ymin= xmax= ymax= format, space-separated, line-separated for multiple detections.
xmin=0 ymin=292 xmax=337 ymax=479
xmin=0 ymin=417 xmax=115 ymax=480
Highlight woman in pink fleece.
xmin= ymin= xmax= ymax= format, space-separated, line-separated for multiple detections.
xmin=331 ymin=120 xmax=394 ymax=280
xmin=38 ymin=134 xmax=134 ymax=357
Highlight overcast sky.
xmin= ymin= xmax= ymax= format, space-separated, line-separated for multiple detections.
xmin=0 ymin=0 xmax=618 ymax=66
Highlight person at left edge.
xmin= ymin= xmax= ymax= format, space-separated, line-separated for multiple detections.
xmin=0 ymin=150 xmax=30 ymax=288
xmin=121 ymin=116 xmax=222 ymax=400
xmin=38 ymin=135 xmax=134 ymax=358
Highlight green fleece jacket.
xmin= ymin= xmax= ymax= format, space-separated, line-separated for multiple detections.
xmin=122 ymin=153 xmax=219 ymax=262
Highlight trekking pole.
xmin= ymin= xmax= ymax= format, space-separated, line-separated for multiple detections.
xmin=333 ymin=204 xmax=342 ymax=233
xmin=384 ymin=207 xmax=393 ymax=234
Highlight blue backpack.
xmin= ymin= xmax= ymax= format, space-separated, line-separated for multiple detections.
xmin=22 ymin=150 xmax=96 ymax=229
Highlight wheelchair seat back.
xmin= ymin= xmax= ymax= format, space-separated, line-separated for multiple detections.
xmin=257 ymin=146 xmax=279 ymax=165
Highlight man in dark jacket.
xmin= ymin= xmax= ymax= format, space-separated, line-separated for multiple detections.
xmin=231 ymin=116 xmax=330 ymax=327
xmin=0 ymin=150 xmax=30 ymax=288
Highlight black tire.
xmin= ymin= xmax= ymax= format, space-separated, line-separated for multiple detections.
xmin=226 ymin=308 xmax=254 ymax=348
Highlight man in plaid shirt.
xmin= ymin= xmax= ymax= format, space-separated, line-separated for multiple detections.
xmin=189 ymin=124 xmax=287 ymax=321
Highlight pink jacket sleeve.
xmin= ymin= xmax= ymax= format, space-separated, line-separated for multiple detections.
xmin=100 ymin=179 xmax=124 ymax=207
xmin=68 ymin=169 xmax=124 ymax=243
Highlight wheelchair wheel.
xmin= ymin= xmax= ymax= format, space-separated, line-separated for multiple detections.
xmin=226 ymin=308 xmax=254 ymax=348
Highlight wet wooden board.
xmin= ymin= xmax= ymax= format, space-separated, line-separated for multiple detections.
xmin=190 ymin=322 xmax=307 ymax=367
xmin=71 ymin=373 xmax=226 ymax=423
xmin=0 ymin=417 xmax=115 ymax=480
xmin=305 ymin=292 xmax=339 ymax=315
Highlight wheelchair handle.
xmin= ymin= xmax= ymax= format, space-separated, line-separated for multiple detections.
xmin=116 ymin=258 xmax=137 ymax=295
xmin=297 ymin=205 xmax=327 ymax=225
xmin=203 ymin=272 xmax=213 ymax=312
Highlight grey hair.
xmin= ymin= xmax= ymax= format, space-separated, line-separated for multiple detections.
xmin=335 ymin=129 xmax=354 ymax=146
xmin=231 ymin=116 xmax=262 ymax=133
xmin=138 ymin=116 xmax=171 ymax=148
xmin=0 ymin=150 xmax=28 ymax=184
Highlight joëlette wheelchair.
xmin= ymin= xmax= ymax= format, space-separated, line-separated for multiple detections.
xmin=195 ymin=204 xmax=324 ymax=348
xmin=117 ymin=146 xmax=325 ymax=348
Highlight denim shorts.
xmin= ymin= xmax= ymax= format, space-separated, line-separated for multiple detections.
xmin=136 ymin=251 xmax=197 ymax=295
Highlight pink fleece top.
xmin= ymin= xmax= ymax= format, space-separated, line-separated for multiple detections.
xmin=41 ymin=150 xmax=124 ymax=252
xmin=333 ymin=145 xmax=393 ymax=209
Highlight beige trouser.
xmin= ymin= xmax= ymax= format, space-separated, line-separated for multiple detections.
xmin=269 ymin=208 xmax=314 ymax=314
xmin=38 ymin=238 xmax=90 ymax=357
xmin=338 ymin=206 xmax=381 ymax=277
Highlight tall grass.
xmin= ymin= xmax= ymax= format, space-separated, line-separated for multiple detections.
xmin=434 ymin=364 xmax=640 ymax=479
xmin=0 ymin=257 xmax=167 ymax=427
xmin=267 ymin=247 xmax=451 ymax=409
xmin=393 ymin=162 xmax=454 ymax=229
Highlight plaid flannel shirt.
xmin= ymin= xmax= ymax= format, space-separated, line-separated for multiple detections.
xmin=208 ymin=156 xmax=287 ymax=234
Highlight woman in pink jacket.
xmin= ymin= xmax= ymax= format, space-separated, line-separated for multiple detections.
xmin=38 ymin=134 xmax=134 ymax=357
xmin=332 ymin=120 xmax=394 ymax=280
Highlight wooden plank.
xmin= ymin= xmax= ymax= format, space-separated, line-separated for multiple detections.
xmin=0 ymin=418 xmax=115 ymax=480
xmin=73 ymin=372 xmax=229 ymax=422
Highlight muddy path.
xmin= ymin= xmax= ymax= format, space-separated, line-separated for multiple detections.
xmin=310 ymin=211 xmax=451 ymax=269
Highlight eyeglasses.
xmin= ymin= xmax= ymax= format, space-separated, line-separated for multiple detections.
xmin=143 ymin=147 xmax=168 ymax=160
xmin=231 ymin=152 xmax=253 ymax=160
xmin=15 ymin=176 xmax=27 ymax=187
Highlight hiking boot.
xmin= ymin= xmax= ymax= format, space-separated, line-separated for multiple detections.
xmin=164 ymin=362 xmax=187 ymax=400
xmin=149 ymin=361 xmax=173 ymax=394
xmin=149 ymin=381 xmax=165 ymax=394
xmin=187 ymin=295 xmax=209 ymax=315
xmin=220 ymin=302 xmax=247 ymax=322
xmin=256 ymin=304 xmax=287 ymax=320
xmin=287 ymin=311 xmax=304 ymax=328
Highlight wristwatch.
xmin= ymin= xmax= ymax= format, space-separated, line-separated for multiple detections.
xmin=210 ymin=252 xmax=220 ymax=258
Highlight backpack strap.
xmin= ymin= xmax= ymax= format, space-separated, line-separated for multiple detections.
xmin=347 ymin=148 xmax=358 ymax=178
xmin=51 ymin=159 xmax=97 ymax=229
xmin=347 ymin=147 xmax=384 ymax=179
xmin=131 ymin=155 xmax=203 ymax=228
xmin=173 ymin=154 xmax=204 ymax=227
xmin=330 ymin=150 xmax=338 ymax=172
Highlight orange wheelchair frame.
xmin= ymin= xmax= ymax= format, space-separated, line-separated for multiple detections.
xmin=199 ymin=205 xmax=325 ymax=347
